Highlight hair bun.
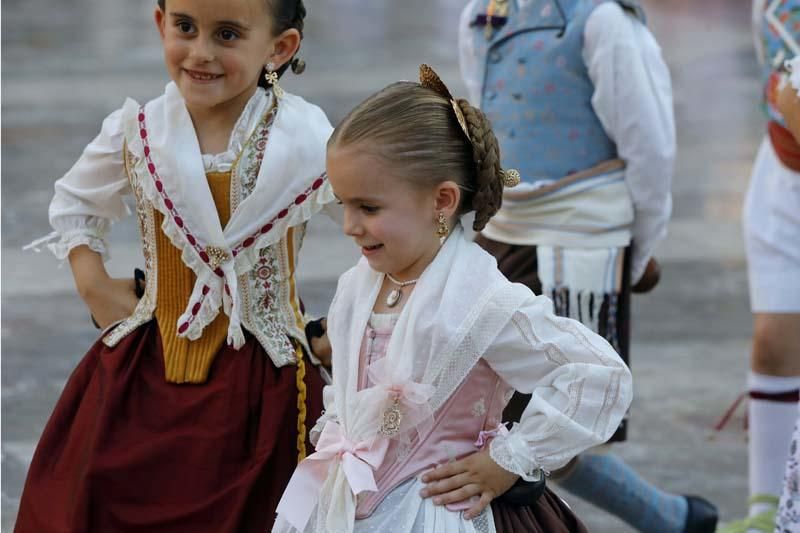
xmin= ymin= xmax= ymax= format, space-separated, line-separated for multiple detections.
xmin=291 ymin=57 xmax=306 ymax=75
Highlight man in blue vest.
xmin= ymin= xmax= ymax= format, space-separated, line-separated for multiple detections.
xmin=459 ymin=1 xmax=717 ymax=531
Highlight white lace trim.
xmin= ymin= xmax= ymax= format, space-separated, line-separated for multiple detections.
xmin=489 ymin=431 xmax=545 ymax=481
xmin=201 ymin=88 xmax=272 ymax=172
xmin=24 ymin=221 xmax=111 ymax=262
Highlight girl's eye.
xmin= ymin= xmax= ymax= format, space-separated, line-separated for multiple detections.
xmin=176 ymin=21 xmax=194 ymax=34
xmin=361 ymin=205 xmax=379 ymax=214
xmin=335 ymin=200 xmax=343 ymax=205
xmin=218 ymin=28 xmax=239 ymax=41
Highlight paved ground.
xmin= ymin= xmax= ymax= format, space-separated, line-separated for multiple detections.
xmin=2 ymin=0 xmax=763 ymax=531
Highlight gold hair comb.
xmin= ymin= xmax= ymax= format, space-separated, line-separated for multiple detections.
xmin=419 ymin=64 xmax=471 ymax=142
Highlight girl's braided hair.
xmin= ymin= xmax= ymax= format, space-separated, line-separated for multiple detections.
xmin=328 ymin=65 xmax=516 ymax=231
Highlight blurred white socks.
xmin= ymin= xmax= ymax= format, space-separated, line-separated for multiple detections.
xmin=748 ymin=371 xmax=800 ymax=516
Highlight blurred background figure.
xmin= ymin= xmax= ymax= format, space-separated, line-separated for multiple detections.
xmin=717 ymin=1 xmax=800 ymax=532
xmin=459 ymin=1 xmax=717 ymax=532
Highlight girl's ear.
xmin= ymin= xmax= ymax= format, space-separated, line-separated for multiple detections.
xmin=266 ymin=28 xmax=302 ymax=70
xmin=433 ymin=181 xmax=462 ymax=218
xmin=154 ymin=7 xmax=167 ymax=41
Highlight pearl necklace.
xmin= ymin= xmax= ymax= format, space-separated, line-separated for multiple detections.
xmin=385 ymin=273 xmax=419 ymax=308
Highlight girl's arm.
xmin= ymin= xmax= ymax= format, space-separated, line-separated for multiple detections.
xmin=484 ymin=295 xmax=633 ymax=477
xmin=69 ymin=245 xmax=139 ymax=329
xmin=421 ymin=295 xmax=632 ymax=518
xmin=45 ymin=108 xmax=135 ymax=326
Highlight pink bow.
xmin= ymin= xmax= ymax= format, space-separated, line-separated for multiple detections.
xmin=474 ymin=423 xmax=510 ymax=448
xmin=276 ymin=421 xmax=388 ymax=531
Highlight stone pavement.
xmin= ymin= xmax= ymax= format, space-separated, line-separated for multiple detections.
xmin=2 ymin=0 xmax=761 ymax=531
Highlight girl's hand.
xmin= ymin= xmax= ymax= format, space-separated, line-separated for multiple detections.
xmin=69 ymin=245 xmax=139 ymax=329
xmin=632 ymin=257 xmax=661 ymax=293
xmin=419 ymin=449 xmax=519 ymax=520
xmin=85 ymin=277 xmax=139 ymax=329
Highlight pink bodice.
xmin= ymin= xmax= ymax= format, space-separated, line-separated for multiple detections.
xmin=354 ymin=314 xmax=514 ymax=519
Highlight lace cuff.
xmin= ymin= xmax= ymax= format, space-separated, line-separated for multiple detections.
xmin=26 ymin=216 xmax=111 ymax=262
xmin=489 ymin=430 xmax=545 ymax=482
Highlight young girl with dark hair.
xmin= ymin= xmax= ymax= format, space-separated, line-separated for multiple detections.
xmin=16 ymin=0 xmax=334 ymax=531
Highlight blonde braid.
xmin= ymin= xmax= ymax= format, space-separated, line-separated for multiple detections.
xmin=455 ymin=99 xmax=504 ymax=231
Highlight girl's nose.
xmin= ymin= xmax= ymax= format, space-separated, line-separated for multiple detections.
xmin=189 ymin=39 xmax=215 ymax=62
xmin=343 ymin=210 xmax=363 ymax=238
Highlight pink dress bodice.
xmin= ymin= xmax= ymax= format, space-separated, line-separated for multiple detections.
xmin=354 ymin=314 xmax=514 ymax=519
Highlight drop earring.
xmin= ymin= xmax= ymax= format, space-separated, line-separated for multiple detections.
xmin=264 ymin=62 xmax=284 ymax=99
xmin=436 ymin=212 xmax=450 ymax=244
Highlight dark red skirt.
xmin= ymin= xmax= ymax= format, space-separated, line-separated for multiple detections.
xmin=492 ymin=487 xmax=587 ymax=533
xmin=15 ymin=321 xmax=324 ymax=533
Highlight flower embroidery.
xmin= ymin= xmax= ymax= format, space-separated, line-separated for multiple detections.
xmin=471 ymin=398 xmax=487 ymax=418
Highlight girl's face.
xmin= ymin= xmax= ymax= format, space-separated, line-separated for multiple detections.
xmin=327 ymin=145 xmax=458 ymax=281
xmin=155 ymin=0 xmax=279 ymax=114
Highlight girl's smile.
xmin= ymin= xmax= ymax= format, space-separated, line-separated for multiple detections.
xmin=183 ymin=68 xmax=225 ymax=83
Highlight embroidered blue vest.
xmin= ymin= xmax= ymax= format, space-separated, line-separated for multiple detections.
xmin=463 ymin=0 xmax=645 ymax=183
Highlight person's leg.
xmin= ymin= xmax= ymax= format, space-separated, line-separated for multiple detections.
xmin=722 ymin=137 xmax=800 ymax=532
xmin=747 ymin=314 xmax=800 ymax=517
xmin=555 ymin=452 xmax=698 ymax=533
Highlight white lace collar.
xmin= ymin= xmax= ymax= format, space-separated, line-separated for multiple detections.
xmin=201 ymin=87 xmax=273 ymax=172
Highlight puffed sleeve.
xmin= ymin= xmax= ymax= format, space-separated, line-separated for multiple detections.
xmin=36 ymin=107 xmax=131 ymax=261
xmin=484 ymin=294 xmax=632 ymax=478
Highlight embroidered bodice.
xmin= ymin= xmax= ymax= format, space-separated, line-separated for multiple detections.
xmin=152 ymin=171 xmax=232 ymax=383
xmin=353 ymin=313 xmax=514 ymax=518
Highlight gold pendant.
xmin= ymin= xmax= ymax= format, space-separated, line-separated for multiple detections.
xmin=379 ymin=397 xmax=403 ymax=437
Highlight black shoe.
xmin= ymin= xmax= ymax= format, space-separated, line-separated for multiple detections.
xmin=683 ymin=495 xmax=718 ymax=533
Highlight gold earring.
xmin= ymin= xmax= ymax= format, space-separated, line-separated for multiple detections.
xmin=436 ymin=212 xmax=450 ymax=244
xmin=264 ymin=62 xmax=284 ymax=99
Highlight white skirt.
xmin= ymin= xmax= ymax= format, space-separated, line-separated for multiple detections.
xmin=743 ymin=137 xmax=800 ymax=312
